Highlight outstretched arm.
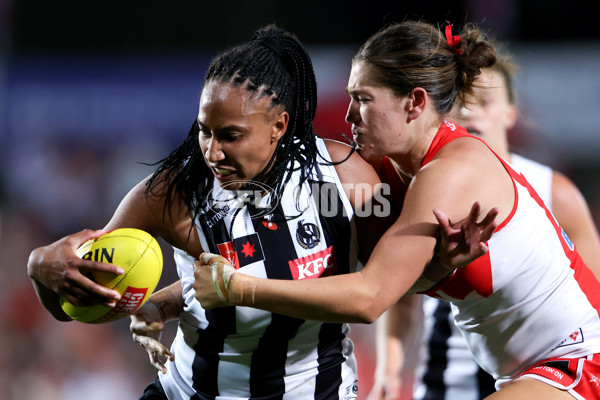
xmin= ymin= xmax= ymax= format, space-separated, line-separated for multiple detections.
xmin=195 ymin=143 xmax=505 ymax=324
xmin=195 ymin=200 xmax=499 ymax=317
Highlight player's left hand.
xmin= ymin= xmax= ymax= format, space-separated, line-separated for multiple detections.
xmin=434 ymin=201 xmax=499 ymax=269
xmin=193 ymin=252 xmax=237 ymax=309
xmin=130 ymin=301 xmax=175 ymax=374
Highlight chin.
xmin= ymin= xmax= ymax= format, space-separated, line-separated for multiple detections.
xmin=358 ymin=146 xmax=383 ymax=162
xmin=215 ymin=179 xmax=246 ymax=191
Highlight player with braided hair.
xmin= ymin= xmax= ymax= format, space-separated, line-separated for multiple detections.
xmin=27 ymin=24 xmax=494 ymax=399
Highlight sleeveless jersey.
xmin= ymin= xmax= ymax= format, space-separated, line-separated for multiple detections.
xmin=421 ymin=121 xmax=600 ymax=386
xmin=412 ymin=150 xmax=556 ymax=400
xmin=510 ymin=153 xmax=553 ymax=211
xmin=160 ymin=138 xmax=360 ymax=399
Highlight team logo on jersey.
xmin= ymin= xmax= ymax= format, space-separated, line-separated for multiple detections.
xmin=288 ymin=246 xmax=337 ymax=280
xmin=217 ymin=233 xmax=265 ymax=269
xmin=217 ymin=241 xmax=240 ymax=269
xmin=343 ymin=380 xmax=359 ymax=399
xmin=553 ymin=328 xmax=584 ymax=350
xmin=443 ymin=119 xmax=457 ymax=131
xmin=561 ymin=228 xmax=575 ymax=251
xmin=295 ymin=220 xmax=321 ymax=249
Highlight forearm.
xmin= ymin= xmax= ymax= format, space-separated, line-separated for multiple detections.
xmin=232 ymin=270 xmax=389 ymax=324
xmin=146 ymin=280 xmax=185 ymax=323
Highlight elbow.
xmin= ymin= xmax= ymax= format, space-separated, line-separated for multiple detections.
xmin=351 ymin=295 xmax=387 ymax=324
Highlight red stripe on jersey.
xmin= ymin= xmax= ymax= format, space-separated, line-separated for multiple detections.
xmin=426 ymin=251 xmax=493 ymax=300
xmin=571 ymin=254 xmax=600 ymax=320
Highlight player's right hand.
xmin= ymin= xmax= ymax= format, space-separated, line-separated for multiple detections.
xmin=27 ymin=228 xmax=123 ymax=307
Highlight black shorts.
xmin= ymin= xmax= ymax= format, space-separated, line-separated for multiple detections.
xmin=139 ymin=377 xmax=168 ymax=400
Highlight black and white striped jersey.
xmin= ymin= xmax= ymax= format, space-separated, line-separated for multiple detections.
xmin=160 ymin=138 xmax=360 ymax=400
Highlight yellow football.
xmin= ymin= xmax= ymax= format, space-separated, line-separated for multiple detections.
xmin=60 ymin=228 xmax=163 ymax=323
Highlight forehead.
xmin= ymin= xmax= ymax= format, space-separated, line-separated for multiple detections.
xmin=477 ymin=70 xmax=506 ymax=92
xmin=347 ymin=61 xmax=373 ymax=91
xmin=198 ymin=80 xmax=271 ymax=121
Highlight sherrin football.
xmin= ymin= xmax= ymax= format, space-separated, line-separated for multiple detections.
xmin=60 ymin=228 xmax=163 ymax=324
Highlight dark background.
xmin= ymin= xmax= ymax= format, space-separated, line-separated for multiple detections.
xmin=8 ymin=0 xmax=600 ymax=52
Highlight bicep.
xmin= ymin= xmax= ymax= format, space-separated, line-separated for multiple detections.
xmin=104 ymin=176 xmax=165 ymax=233
xmin=104 ymin=175 xmax=200 ymax=254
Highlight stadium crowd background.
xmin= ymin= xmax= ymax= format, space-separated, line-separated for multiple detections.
xmin=1 ymin=1 xmax=599 ymax=398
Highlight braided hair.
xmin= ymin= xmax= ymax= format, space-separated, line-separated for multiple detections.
xmin=145 ymin=25 xmax=322 ymax=233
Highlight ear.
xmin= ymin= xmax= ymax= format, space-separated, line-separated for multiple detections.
xmin=405 ymin=88 xmax=427 ymax=121
xmin=271 ymin=110 xmax=289 ymax=144
xmin=505 ymin=104 xmax=518 ymax=130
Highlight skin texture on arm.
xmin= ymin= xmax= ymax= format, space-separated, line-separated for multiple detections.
xmin=551 ymin=171 xmax=600 ymax=282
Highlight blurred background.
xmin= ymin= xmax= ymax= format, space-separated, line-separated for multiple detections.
xmin=1 ymin=1 xmax=599 ymax=399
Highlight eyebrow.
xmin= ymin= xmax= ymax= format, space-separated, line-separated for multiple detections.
xmin=197 ymin=121 xmax=249 ymax=135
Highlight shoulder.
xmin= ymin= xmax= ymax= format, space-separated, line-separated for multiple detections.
xmin=322 ymin=138 xmax=380 ymax=186
xmin=552 ymin=170 xmax=585 ymax=205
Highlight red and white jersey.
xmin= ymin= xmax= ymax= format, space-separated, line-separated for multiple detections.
xmin=510 ymin=153 xmax=553 ymax=211
xmin=424 ymin=121 xmax=600 ymax=383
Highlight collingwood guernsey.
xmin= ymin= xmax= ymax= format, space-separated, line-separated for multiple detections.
xmin=160 ymin=137 xmax=360 ymax=399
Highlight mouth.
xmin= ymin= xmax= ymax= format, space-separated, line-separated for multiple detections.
xmin=466 ymin=128 xmax=481 ymax=136
xmin=211 ymin=166 xmax=237 ymax=179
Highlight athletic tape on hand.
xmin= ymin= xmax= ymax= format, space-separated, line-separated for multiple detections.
xmin=204 ymin=253 xmax=237 ymax=304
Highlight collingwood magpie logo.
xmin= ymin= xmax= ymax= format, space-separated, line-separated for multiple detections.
xmin=296 ymin=220 xmax=320 ymax=249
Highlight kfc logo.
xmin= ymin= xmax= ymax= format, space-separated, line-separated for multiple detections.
xmin=289 ymin=246 xmax=337 ymax=280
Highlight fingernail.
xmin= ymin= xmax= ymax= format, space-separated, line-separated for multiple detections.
xmin=116 ymin=268 xmax=125 ymax=274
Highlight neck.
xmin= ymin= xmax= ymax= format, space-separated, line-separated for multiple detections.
xmin=388 ymin=117 xmax=442 ymax=178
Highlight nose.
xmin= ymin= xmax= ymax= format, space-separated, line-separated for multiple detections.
xmin=204 ymin=137 xmax=225 ymax=163
xmin=345 ymin=99 xmax=359 ymax=124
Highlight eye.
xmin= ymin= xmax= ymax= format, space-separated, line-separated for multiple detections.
xmin=219 ymin=133 xmax=239 ymax=143
xmin=197 ymin=124 xmax=211 ymax=138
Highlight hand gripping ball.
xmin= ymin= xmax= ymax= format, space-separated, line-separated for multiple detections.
xmin=60 ymin=228 xmax=163 ymax=323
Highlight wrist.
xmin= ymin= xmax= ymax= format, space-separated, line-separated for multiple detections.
xmin=423 ymin=256 xmax=455 ymax=282
xmin=229 ymin=273 xmax=257 ymax=307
